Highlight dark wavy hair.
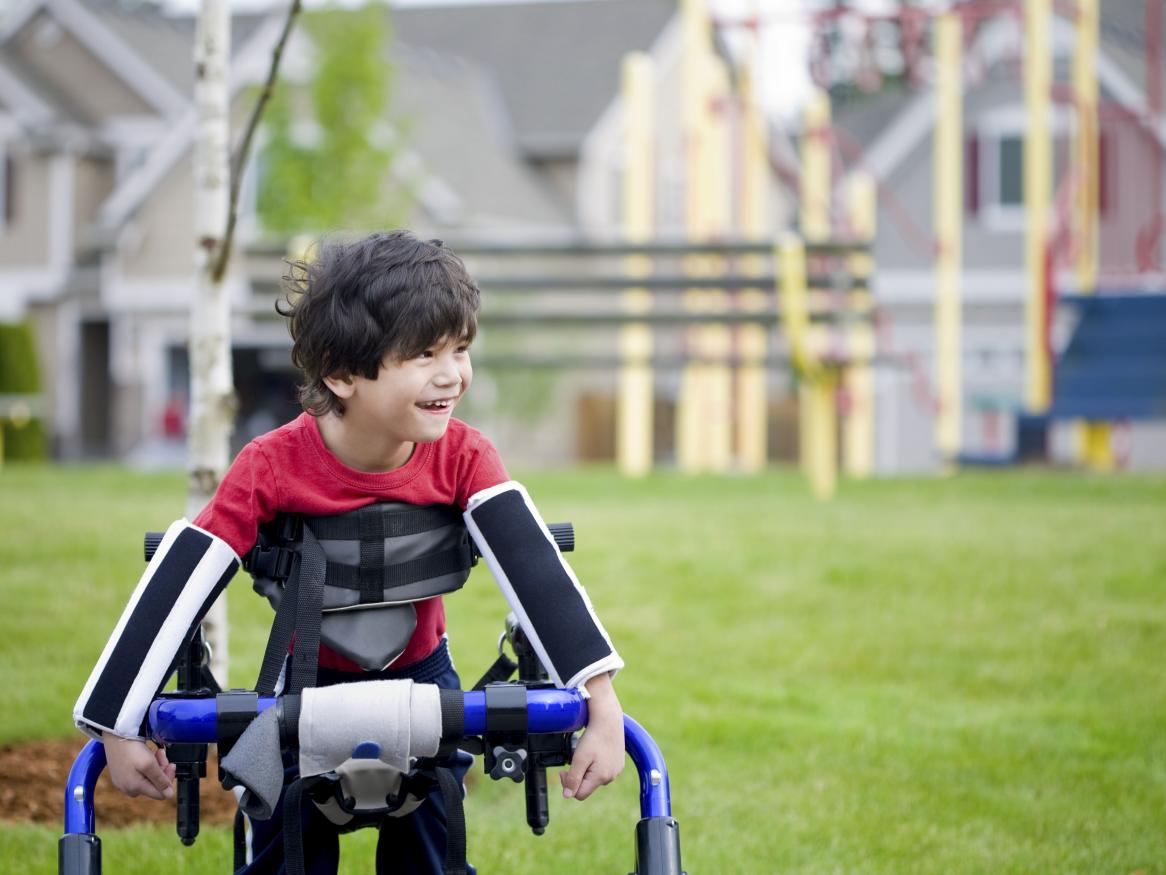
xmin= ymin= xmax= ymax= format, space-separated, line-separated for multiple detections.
xmin=277 ymin=231 xmax=480 ymax=416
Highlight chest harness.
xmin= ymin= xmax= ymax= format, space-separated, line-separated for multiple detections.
xmin=239 ymin=501 xmax=476 ymax=874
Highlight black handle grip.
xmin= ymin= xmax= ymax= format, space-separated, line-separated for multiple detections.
xmin=525 ymin=764 xmax=550 ymax=836
xmin=145 ymin=522 xmax=575 ymax=563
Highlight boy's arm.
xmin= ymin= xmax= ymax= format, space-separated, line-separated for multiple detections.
xmin=463 ymin=480 xmax=627 ymax=801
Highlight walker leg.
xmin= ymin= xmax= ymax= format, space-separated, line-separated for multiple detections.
xmin=58 ymin=833 xmax=101 ymax=875
xmin=632 ymin=815 xmax=683 ymax=875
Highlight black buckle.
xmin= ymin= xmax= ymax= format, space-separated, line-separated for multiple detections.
xmin=245 ymin=545 xmax=296 ymax=581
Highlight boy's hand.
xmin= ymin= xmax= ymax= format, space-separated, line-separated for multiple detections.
xmin=560 ymin=673 xmax=624 ymax=802
xmin=102 ymin=734 xmax=175 ymax=800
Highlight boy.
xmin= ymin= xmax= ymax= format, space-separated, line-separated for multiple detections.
xmin=74 ymin=231 xmax=625 ymax=874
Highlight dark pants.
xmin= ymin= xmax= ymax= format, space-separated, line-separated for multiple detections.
xmin=241 ymin=641 xmax=475 ymax=875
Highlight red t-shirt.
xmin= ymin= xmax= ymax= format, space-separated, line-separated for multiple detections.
xmin=194 ymin=413 xmax=508 ymax=671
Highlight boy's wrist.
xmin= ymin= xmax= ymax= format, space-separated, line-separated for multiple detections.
xmin=582 ymin=672 xmax=620 ymax=711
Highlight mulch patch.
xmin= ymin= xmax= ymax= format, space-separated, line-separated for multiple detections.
xmin=0 ymin=737 xmax=239 ymax=828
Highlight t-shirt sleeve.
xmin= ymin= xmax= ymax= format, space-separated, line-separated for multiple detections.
xmin=455 ymin=432 xmax=510 ymax=509
xmin=193 ymin=441 xmax=281 ymax=557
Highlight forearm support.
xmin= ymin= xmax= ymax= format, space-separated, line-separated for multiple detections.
xmin=73 ymin=520 xmax=239 ymax=739
xmin=464 ymin=481 xmax=623 ymax=690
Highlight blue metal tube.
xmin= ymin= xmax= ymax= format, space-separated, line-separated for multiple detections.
xmin=150 ymin=690 xmax=592 ymax=746
xmin=623 ymin=715 xmax=672 ymax=819
xmin=148 ymin=697 xmax=278 ymax=744
xmin=148 ymin=689 xmax=590 ymax=743
xmin=461 ymin=688 xmax=588 ymax=734
xmin=63 ymin=740 xmax=106 ymax=835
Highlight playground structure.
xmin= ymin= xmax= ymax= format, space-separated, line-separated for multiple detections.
xmin=804 ymin=0 xmax=1165 ymax=471
xmin=415 ymin=0 xmax=1166 ymax=493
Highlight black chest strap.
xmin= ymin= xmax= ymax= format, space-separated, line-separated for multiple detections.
xmin=254 ymin=525 xmax=328 ymax=697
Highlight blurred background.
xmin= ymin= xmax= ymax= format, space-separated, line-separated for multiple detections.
xmin=2 ymin=0 xmax=1163 ymax=478
xmin=1 ymin=2 xmax=1165 ymax=873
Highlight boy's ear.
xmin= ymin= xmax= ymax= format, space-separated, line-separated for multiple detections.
xmin=323 ymin=372 xmax=356 ymax=399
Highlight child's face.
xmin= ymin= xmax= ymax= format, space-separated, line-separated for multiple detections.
xmin=338 ymin=335 xmax=472 ymax=446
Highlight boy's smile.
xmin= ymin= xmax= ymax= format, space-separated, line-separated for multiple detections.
xmin=319 ymin=336 xmax=472 ymax=472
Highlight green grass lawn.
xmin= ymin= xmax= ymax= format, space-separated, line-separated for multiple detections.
xmin=1 ymin=464 xmax=1164 ymax=873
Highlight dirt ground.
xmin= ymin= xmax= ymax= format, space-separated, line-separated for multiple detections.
xmin=0 ymin=737 xmax=239 ymax=828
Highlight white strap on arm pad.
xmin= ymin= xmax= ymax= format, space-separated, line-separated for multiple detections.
xmin=73 ymin=519 xmax=239 ymax=740
xmin=298 ymin=680 xmax=442 ymax=777
xmin=464 ymin=481 xmax=623 ymax=690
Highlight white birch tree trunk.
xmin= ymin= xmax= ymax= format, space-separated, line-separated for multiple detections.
xmin=189 ymin=0 xmax=234 ymax=684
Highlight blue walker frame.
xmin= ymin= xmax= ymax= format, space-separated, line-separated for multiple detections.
xmin=59 ymin=688 xmax=684 ymax=874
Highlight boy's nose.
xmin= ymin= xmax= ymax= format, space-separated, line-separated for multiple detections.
xmin=433 ymin=359 xmax=462 ymax=386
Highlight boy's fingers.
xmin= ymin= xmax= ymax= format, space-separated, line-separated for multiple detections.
xmin=154 ymin=747 xmax=177 ymax=781
xmin=560 ymin=753 xmax=599 ymax=800
xmin=559 ymin=763 xmax=583 ymax=799
xmin=143 ymin=762 xmax=175 ymax=798
xmin=573 ymin=769 xmax=602 ymax=802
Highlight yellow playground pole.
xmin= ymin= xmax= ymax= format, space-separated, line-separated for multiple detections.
xmin=844 ymin=172 xmax=877 ymax=478
xmin=1025 ymin=0 xmax=1053 ymax=413
xmin=798 ymin=89 xmax=837 ymax=495
xmin=676 ymin=0 xmax=709 ymax=474
xmin=699 ymin=54 xmax=734 ymax=473
xmin=1071 ymin=0 xmax=1112 ymax=469
xmin=677 ymin=0 xmax=732 ymax=473
xmin=736 ymin=60 xmax=770 ymax=473
xmin=780 ymin=235 xmax=835 ymax=499
xmin=934 ymin=12 xmax=964 ymax=464
xmin=617 ymin=52 xmax=655 ymax=478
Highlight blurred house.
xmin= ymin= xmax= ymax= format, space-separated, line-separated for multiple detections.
xmin=830 ymin=4 xmax=1166 ymax=471
xmin=0 ymin=0 xmax=714 ymax=463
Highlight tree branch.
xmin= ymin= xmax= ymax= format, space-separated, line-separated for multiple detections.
xmin=211 ymin=0 xmax=304 ymax=283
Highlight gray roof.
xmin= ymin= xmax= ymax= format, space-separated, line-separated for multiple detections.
xmin=391 ymin=43 xmax=571 ymax=228
xmin=73 ymin=0 xmax=196 ymax=93
xmin=0 ymin=0 xmax=271 ymax=126
xmin=391 ymin=0 xmax=675 ymax=158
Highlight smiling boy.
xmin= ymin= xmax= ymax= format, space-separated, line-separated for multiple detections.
xmin=74 ymin=231 xmax=625 ymax=874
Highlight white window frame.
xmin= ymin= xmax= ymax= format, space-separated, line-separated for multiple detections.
xmin=0 ymin=138 xmax=8 ymax=235
xmin=976 ymin=105 xmax=1072 ymax=233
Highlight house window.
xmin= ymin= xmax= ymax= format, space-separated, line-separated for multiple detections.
xmin=997 ymin=135 xmax=1023 ymax=207
xmin=0 ymin=147 xmax=13 ymax=231
xmin=972 ymin=107 xmax=1072 ymax=232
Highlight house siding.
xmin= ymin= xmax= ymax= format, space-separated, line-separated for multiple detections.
xmin=0 ymin=149 xmax=50 ymax=266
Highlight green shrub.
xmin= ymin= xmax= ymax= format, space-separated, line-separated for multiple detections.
xmin=0 ymin=321 xmax=48 ymax=461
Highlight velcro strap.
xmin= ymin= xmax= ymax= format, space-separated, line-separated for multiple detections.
xmin=304 ymin=505 xmax=460 ymax=540
xmin=323 ymin=544 xmax=474 ymax=594
xmin=438 ymin=688 xmax=465 ymax=742
xmin=437 ymin=767 xmax=468 ymax=875
xmin=358 ymin=505 xmax=386 ymax=605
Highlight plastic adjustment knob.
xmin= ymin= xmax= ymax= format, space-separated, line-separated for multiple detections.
xmin=546 ymin=523 xmax=574 ymax=553
xmin=144 ymin=532 xmax=164 ymax=562
xmin=489 ymin=745 xmax=527 ymax=782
